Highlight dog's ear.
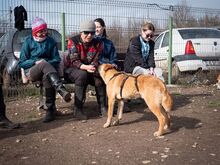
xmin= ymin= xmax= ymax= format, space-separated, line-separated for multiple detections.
xmin=103 ymin=64 xmax=114 ymax=71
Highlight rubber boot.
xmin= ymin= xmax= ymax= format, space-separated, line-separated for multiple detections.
xmin=95 ymin=86 xmax=107 ymax=117
xmin=43 ymin=88 xmax=56 ymax=123
xmin=47 ymin=72 xmax=71 ymax=102
xmin=74 ymin=85 xmax=87 ymax=120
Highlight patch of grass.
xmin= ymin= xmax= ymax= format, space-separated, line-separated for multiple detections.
xmin=4 ymin=84 xmax=40 ymax=101
xmin=208 ymin=100 xmax=220 ymax=108
xmin=24 ymin=87 xmax=40 ymax=96
xmin=27 ymin=112 xmax=40 ymax=122
xmin=172 ymin=93 xmax=182 ymax=96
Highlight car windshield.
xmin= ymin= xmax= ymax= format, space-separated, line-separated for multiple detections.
xmin=178 ymin=29 xmax=220 ymax=39
xmin=12 ymin=29 xmax=62 ymax=51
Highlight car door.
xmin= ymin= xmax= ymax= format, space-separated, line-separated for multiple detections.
xmin=154 ymin=31 xmax=169 ymax=71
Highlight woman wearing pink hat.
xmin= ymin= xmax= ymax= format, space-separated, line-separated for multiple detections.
xmin=19 ymin=17 xmax=71 ymax=123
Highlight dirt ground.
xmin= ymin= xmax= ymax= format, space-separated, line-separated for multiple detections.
xmin=0 ymin=84 xmax=220 ymax=165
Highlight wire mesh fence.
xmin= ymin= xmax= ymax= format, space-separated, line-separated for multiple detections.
xmin=0 ymin=0 xmax=220 ymax=99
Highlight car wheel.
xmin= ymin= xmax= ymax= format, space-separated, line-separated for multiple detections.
xmin=172 ymin=61 xmax=180 ymax=83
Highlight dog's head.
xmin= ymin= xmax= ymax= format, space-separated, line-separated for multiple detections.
xmin=98 ymin=64 xmax=115 ymax=75
xmin=217 ymin=74 xmax=220 ymax=90
xmin=98 ymin=64 xmax=116 ymax=81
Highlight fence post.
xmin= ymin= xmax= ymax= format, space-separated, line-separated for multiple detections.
xmin=168 ymin=16 xmax=173 ymax=84
xmin=61 ymin=13 xmax=65 ymax=51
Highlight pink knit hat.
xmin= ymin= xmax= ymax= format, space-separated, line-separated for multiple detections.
xmin=32 ymin=17 xmax=47 ymax=35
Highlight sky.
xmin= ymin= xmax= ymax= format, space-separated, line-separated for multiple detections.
xmin=126 ymin=0 xmax=220 ymax=9
xmin=1 ymin=0 xmax=219 ymax=33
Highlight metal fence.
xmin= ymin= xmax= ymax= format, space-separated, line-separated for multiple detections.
xmin=1 ymin=0 xmax=220 ymax=99
xmin=1 ymin=0 xmax=220 ymax=51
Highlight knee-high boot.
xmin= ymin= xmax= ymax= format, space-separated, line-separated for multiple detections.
xmin=95 ymin=86 xmax=107 ymax=117
xmin=74 ymin=85 xmax=87 ymax=120
xmin=44 ymin=88 xmax=56 ymax=123
xmin=47 ymin=72 xmax=71 ymax=102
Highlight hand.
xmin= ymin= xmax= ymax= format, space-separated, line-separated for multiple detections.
xmin=80 ymin=64 xmax=96 ymax=72
xmin=87 ymin=65 xmax=96 ymax=71
xmin=87 ymin=69 xmax=95 ymax=73
xmin=35 ymin=59 xmax=46 ymax=64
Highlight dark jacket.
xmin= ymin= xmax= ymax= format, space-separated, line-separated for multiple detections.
xmin=14 ymin=5 xmax=27 ymax=31
xmin=124 ymin=35 xmax=155 ymax=73
xmin=95 ymin=36 xmax=117 ymax=65
xmin=65 ymin=35 xmax=103 ymax=68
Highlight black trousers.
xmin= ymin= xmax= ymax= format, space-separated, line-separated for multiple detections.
xmin=65 ymin=67 xmax=106 ymax=110
xmin=64 ymin=67 xmax=105 ymax=87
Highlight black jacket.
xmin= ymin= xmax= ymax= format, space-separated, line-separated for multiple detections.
xmin=14 ymin=5 xmax=27 ymax=31
xmin=124 ymin=35 xmax=155 ymax=73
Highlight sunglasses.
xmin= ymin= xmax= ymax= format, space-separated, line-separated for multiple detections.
xmin=142 ymin=29 xmax=154 ymax=38
xmin=38 ymin=29 xmax=47 ymax=34
xmin=146 ymin=34 xmax=154 ymax=38
xmin=83 ymin=31 xmax=95 ymax=35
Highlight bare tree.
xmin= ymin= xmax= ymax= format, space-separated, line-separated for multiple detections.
xmin=172 ymin=0 xmax=197 ymax=28
xmin=107 ymin=20 xmax=125 ymax=53
xmin=198 ymin=14 xmax=220 ymax=27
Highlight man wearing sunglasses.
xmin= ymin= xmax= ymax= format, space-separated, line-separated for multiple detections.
xmin=64 ymin=20 xmax=107 ymax=120
xmin=124 ymin=22 xmax=164 ymax=82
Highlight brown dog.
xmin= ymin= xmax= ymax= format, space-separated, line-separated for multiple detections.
xmin=98 ymin=64 xmax=173 ymax=136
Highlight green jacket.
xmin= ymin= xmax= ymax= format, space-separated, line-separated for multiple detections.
xmin=19 ymin=35 xmax=60 ymax=71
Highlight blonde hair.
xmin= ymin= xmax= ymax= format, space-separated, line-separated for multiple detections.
xmin=141 ymin=22 xmax=155 ymax=32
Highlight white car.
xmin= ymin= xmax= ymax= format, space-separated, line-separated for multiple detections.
xmin=154 ymin=27 xmax=220 ymax=80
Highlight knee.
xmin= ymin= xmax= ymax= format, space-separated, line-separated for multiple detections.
xmin=38 ymin=61 xmax=51 ymax=68
xmin=38 ymin=61 xmax=57 ymax=73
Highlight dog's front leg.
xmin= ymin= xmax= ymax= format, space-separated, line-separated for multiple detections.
xmin=103 ymin=98 xmax=115 ymax=128
xmin=112 ymin=99 xmax=124 ymax=126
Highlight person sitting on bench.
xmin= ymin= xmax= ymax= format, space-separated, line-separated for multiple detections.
xmin=64 ymin=20 xmax=107 ymax=120
xmin=19 ymin=17 xmax=71 ymax=123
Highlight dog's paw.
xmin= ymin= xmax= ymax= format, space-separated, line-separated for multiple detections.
xmin=103 ymin=123 xmax=110 ymax=128
xmin=153 ymin=131 xmax=163 ymax=137
xmin=112 ymin=120 xmax=120 ymax=126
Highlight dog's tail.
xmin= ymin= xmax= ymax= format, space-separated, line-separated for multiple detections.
xmin=162 ymin=89 xmax=173 ymax=113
